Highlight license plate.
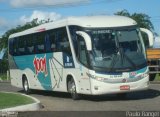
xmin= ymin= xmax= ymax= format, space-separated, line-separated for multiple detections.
xmin=120 ymin=85 xmax=130 ymax=90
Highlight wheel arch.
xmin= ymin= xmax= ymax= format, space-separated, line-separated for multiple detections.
xmin=66 ymin=73 xmax=80 ymax=93
xmin=22 ymin=73 xmax=30 ymax=88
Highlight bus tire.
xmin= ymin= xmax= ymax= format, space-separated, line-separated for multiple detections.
xmin=149 ymin=74 xmax=156 ymax=81
xmin=23 ymin=77 xmax=30 ymax=95
xmin=67 ymin=78 xmax=79 ymax=100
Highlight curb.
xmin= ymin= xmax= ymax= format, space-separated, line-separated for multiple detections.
xmin=0 ymin=81 xmax=10 ymax=83
xmin=0 ymin=92 xmax=42 ymax=112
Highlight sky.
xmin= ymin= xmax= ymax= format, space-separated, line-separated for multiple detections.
xmin=0 ymin=0 xmax=160 ymax=37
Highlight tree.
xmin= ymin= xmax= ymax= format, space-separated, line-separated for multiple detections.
xmin=0 ymin=18 xmax=52 ymax=73
xmin=115 ymin=10 xmax=154 ymax=30
xmin=115 ymin=10 xmax=154 ymax=47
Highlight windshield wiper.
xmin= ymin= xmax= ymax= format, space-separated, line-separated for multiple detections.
xmin=109 ymin=47 xmax=137 ymax=72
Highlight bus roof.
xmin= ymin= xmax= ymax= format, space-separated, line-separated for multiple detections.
xmin=9 ymin=15 xmax=137 ymax=39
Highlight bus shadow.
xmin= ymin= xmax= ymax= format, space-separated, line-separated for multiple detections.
xmin=81 ymin=89 xmax=160 ymax=102
xmin=18 ymin=88 xmax=160 ymax=101
xmin=19 ymin=90 xmax=71 ymax=99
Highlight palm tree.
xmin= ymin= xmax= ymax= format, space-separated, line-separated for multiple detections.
xmin=115 ymin=9 xmax=154 ymax=47
xmin=115 ymin=10 xmax=154 ymax=30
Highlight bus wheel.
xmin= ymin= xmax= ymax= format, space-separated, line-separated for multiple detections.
xmin=67 ymin=78 xmax=79 ymax=100
xmin=23 ymin=78 xmax=30 ymax=94
xmin=149 ymin=74 xmax=156 ymax=81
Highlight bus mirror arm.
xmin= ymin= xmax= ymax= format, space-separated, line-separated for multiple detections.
xmin=140 ymin=28 xmax=154 ymax=47
xmin=76 ymin=31 xmax=92 ymax=51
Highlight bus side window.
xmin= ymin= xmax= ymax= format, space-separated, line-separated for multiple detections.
xmin=77 ymin=35 xmax=89 ymax=67
xmin=50 ymin=31 xmax=56 ymax=52
xmin=18 ymin=37 xmax=26 ymax=55
xmin=26 ymin=35 xmax=34 ymax=54
xmin=69 ymin=26 xmax=81 ymax=58
xmin=9 ymin=39 xmax=14 ymax=55
xmin=57 ymin=30 xmax=63 ymax=52
xmin=36 ymin=33 xmax=45 ymax=54
xmin=57 ymin=28 xmax=71 ymax=56
xmin=72 ymin=35 xmax=78 ymax=57
xmin=45 ymin=34 xmax=51 ymax=52
xmin=13 ymin=38 xmax=19 ymax=56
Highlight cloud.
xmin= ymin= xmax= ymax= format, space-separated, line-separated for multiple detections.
xmin=10 ymin=0 xmax=89 ymax=8
xmin=19 ymin=10 xmax=62 ymax=24
xmin=0 ymin=11 xmax=62 ymax=36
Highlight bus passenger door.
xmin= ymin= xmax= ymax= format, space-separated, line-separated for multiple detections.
xmin=76 ymin=35 xmax=91 ymax=94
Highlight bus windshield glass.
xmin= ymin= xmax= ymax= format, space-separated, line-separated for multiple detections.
xmin=69 ymin=26 xmax=147 ymax=72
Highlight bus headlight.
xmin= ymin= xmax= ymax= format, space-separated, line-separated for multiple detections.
xmin=89 ymin=75 xmax=104 ymax=81
xmin=87 ymin=73 xmax=107 ymax=82
xmin=137 ymin=73 xmax=149 ymax=79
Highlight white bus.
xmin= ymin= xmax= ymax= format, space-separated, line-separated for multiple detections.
xmin=8 ymin=16 xmax=153 ymax=100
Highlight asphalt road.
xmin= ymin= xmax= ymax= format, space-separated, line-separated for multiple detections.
xmin=0 ymin=82 xmax=160 ymax=111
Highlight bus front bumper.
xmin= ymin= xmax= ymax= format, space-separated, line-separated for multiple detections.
xmin=90 ymin=76 xmax=149 ymax=95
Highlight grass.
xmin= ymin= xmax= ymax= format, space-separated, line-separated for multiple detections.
xmin=0 ymin=73 xmax=8 ymax=81
xmin=0 ymin=92 xmax=34 ymax=109
xmin=155 ymin=74 xmax=160 ymax=81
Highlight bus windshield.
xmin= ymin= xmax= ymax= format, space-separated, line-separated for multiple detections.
xmin=69 ymin=26 xmax=147 ymax=72
xmin=87 ymin=27 xmax=146 ymax=72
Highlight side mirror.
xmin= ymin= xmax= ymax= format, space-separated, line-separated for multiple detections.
xmin=76 ymin=31 xmax=92 ymax=51
xmin=140 ymin=28 xmax=154 ymax=47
